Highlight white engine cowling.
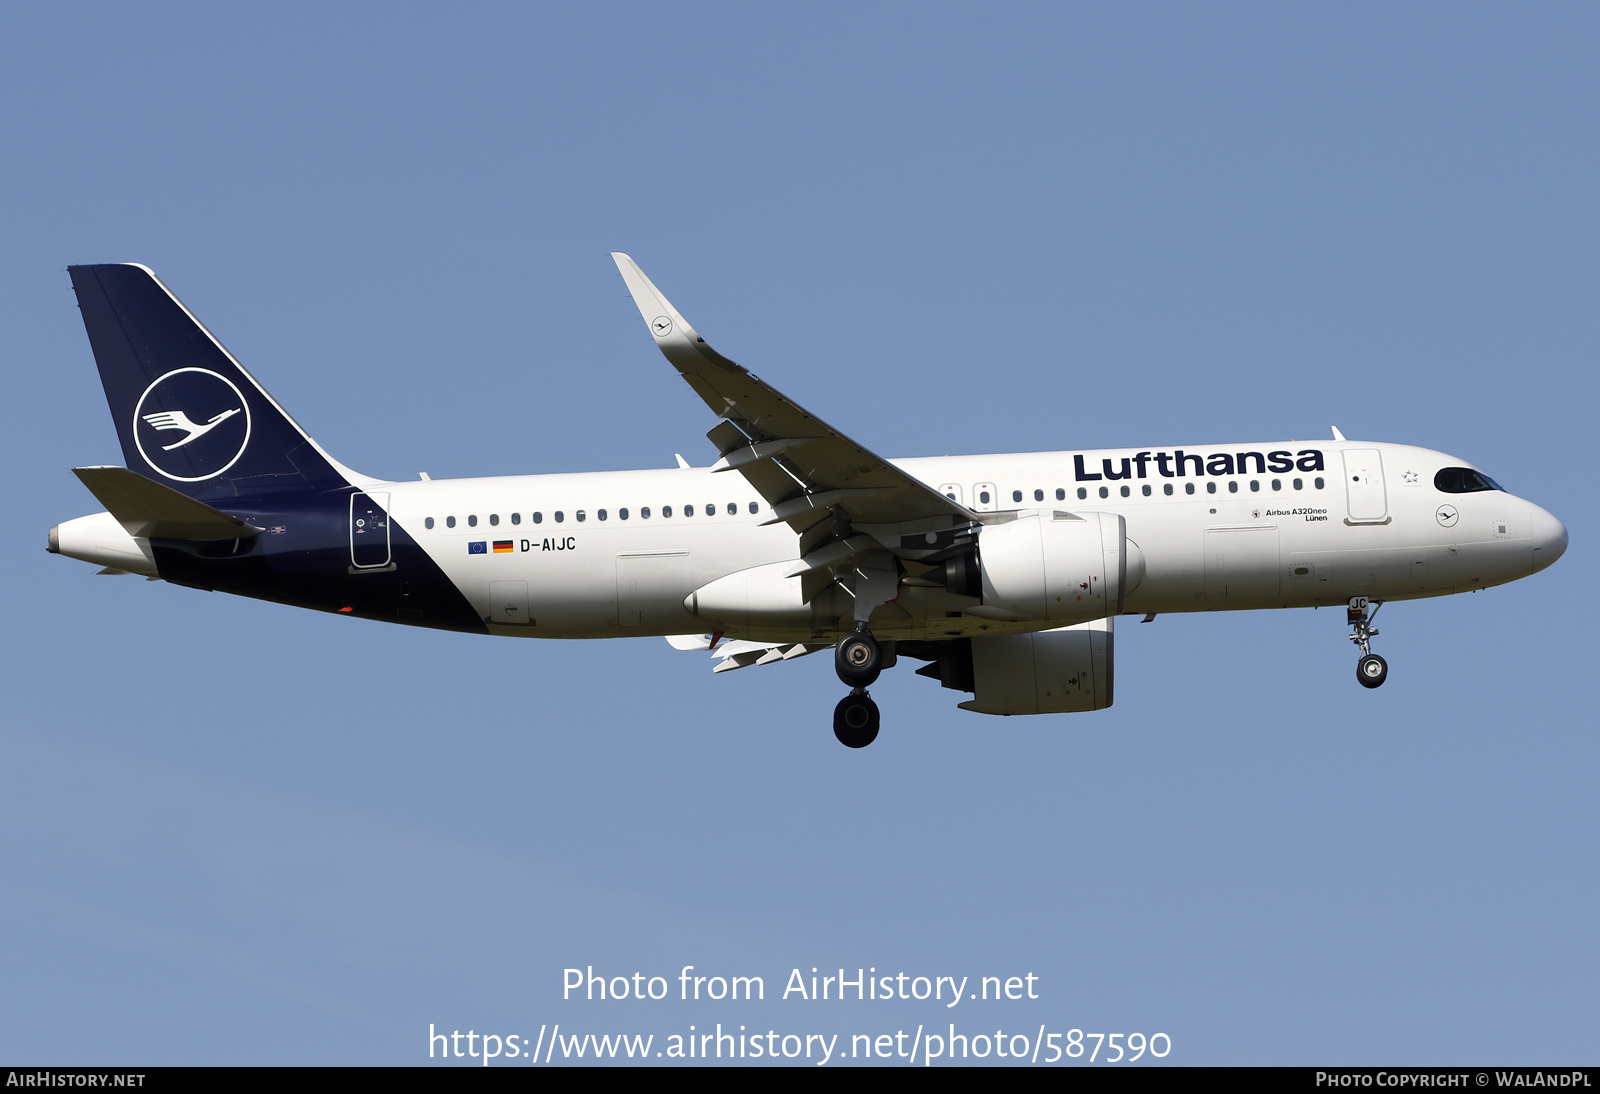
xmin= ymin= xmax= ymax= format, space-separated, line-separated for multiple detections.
xmin=957 ymin=618 xmax=1114 ymax=715
xmin=977 ymin=510 xmax=1143 ymax=623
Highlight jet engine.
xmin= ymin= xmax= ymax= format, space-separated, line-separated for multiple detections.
xmin=907 ymin=619 xmax=1114 ymax=715
xmin=974 ymin=510 xmax=1143 ymax=623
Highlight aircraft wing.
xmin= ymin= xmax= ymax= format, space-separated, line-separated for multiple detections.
xmin=611 ymin=254 xmax=976 ymax=554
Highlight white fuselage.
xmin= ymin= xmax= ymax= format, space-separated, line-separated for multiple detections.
xmin=373 ymin=440 xmax=1562 ymax=641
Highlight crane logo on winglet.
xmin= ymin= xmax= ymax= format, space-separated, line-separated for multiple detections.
xmin=131 ymin=367 xmax=252 ymax=483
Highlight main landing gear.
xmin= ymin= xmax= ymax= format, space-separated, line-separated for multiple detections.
xmin=1348 ymin=597 xmax=1388 ymax=689
xmin=833 ymin=625 xmax=882 ymax=748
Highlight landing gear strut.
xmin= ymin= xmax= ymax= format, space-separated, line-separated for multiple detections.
xmin=1348 ymin=597 xmax=1388 ymax=689
xmin=834 ymin=626 xmax=883 ymax=747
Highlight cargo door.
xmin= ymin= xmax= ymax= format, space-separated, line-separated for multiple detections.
xmin=1204 ymin=525 xmax=1281 ymax=600
xmin=488 ymin=580 xmax=530 ymax=625
xmin=617 ymin=552 xmax=692 ymax=628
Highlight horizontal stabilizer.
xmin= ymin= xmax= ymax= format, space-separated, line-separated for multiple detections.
xmin=72 ymin=466 xmax=265 ymax=540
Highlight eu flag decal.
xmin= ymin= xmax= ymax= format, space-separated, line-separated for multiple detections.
xmin=493 ymin=540 xmax=514 ymax=553
xmin=468 ymin=541 xmax=487 ymax=555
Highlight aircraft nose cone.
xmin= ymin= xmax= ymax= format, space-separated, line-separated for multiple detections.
xmin=1530 ymin=505 xmax=1568 ymax=573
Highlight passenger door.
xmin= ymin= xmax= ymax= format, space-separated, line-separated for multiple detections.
xmin=1342 ymin=449 xmax=1388 ymax=523
xmin=349 ymin=492 xmax=391 ymax=569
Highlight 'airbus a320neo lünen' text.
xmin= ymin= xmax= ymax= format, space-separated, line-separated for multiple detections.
xmin=50 ymin=258 xmax=1568 ymax=747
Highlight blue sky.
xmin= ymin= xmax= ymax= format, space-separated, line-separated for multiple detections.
xmin=2 ymin=3 xmax=1595 ymax=1066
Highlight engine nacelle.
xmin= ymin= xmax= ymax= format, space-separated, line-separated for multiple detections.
xmin=977 ymin=510 xmax=1143 ymax=623
xmin=957 ymin=619 xmax=1114 ymax=715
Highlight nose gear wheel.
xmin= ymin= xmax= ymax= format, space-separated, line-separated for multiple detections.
xmin=1347 ymin=598 xmax=1389 ymax=688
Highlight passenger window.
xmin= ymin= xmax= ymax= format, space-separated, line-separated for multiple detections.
xmin=727 ymin=502 xmax=736 ymax=515
xmin=748 ymin=502 xmax=758 ymax=514
xmin=1120 ymin=485 xmax=1130 ymax=497
xmin=1055 ymin=488 xmax=1065 ymax=501
xmin=468 ymin=515 xmax=478 ymax=527
xmin=1142 ymin=484 xmax=1151 ymax=496
xmin=1249 ymin=481 xmax=1259 ymax=492
xmin=576 ymin=511 xmax=586 ymax=522
xmin=532 ymin=512 xmax=543 ymax=524
xmin=1163 ymin=484 xmax=1173 ymax=496
xmin=1226 ymin=482 xmax=1237 ymax=493
xmin=705 ymin=504 xmax=714 ymax=516
xmin=598 ymin=509 xmax=607 ymax=521
xmin=1077 ymin=488 xmax=1087 ymax=500
xmin=1314 ymin=477 xmax=1325 ymax=489
xmin=1098 ymin=486 xmax=1109 ymax=499
xmin=683 ymin=504 xmax=692 ymax=517
xmin=425 ymin=517 xmax=435 ymax=529
xmin=489 ymin=514 xmax=499 ymax=526
xmin=979 ymin=490 xmax=991 ymax=505
xmin=1293 ymin=478 xmax=1303 ymax=490
xmin=1012 ymin=490 xmax=1023 ymax=503
xmin=641 ymin=507 xmax=651 ymax=518
xmin=554 ymin=511 xmax=564 ymax=523
xmin=663 ymin=506 xmax=673 ymax=517
xmin=447 ymin=516 xmax=456 ymax=528
xmin=1206 ymin=482 xmax=1217 ymax=494
xmin=1186 ymin=483 xmax=1195 ymax=495
xmin=620 ymin=508 xmax=629 ymax=520
xmin=511 ymin=512 xmax=521 ymax=525
xmin=1271 ymin=479 xmax=1281 ymax=491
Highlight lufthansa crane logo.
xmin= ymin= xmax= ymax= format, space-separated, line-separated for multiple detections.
xmin=132 ymin=367 xmax=252 ymax=482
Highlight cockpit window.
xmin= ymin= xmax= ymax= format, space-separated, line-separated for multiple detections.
xmin=1435 ymin=467 xmax=1503 ymax=493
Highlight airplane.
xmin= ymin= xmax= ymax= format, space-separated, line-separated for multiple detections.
xmin=49 ymin=258 xmax=1569 ymax=748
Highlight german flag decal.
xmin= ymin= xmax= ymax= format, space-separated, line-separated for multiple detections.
xmin=493 ymin=540 xmax=514 ymax=553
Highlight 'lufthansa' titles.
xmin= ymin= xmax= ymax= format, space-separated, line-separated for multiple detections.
xmin=1074 ymin=449 xmax=1326 ymax=481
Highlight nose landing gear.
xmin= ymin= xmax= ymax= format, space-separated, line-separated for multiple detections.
xmin=1348 ymin=597 xmax=1388 ymax=689
xmin=834 ymin=625 xmax=883 ymax=747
